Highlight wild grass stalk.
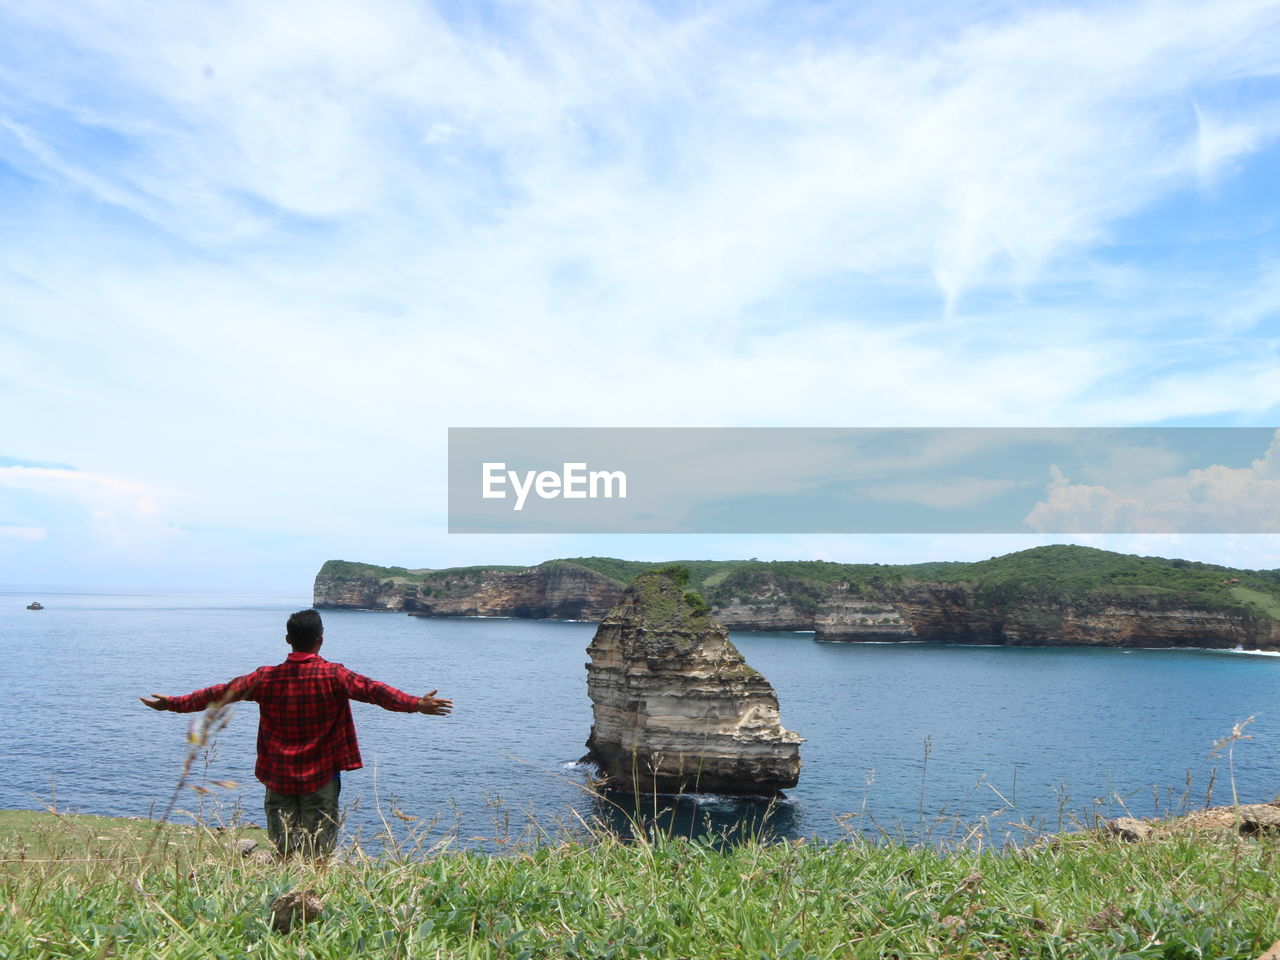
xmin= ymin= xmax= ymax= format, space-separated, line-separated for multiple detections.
xmin=1211 ymin=715 xmax=1257 ymax=809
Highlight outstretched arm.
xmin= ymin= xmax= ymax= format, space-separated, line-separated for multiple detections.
xmin=139 ymin=673 xmax=260 ymax=713
xmin=341 ymin=668 xmax=453 ymax=716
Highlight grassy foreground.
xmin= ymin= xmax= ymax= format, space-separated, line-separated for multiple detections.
xmin=4 ymin=810 xmax=1280 ymax=959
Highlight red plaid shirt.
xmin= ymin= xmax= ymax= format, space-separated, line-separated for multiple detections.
xmin=166 ymin=651 xmax=420 ymax=794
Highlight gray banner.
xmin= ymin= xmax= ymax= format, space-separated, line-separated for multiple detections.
xmin=448 ymin=427 xmax=1280 ymax=533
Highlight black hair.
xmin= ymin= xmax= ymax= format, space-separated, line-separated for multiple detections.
xmin=286 ymin=609 xmax=324 ymax=650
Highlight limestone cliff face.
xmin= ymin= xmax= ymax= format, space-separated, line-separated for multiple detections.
xmin=585 ymin=572 xmax=802 ymax=796
xmin=315 ymin=558 xmax=1280 ymax=650
xmin=408 ymin=563 xmax=622 ymax=620
xmin=315 ymin=562 xmax=623 ymax=619
xmin=708 ymin=570 xmax=824 ymax=631
xmin=313 ymin=575 xmax=415 ymax=611
xmin=812 ymin=594 xmax=916 ymax=641
xmin=872 ymin=583 xmax=1280 ymax=650
xmin=712 ymin=599 xmax=815 ymax=632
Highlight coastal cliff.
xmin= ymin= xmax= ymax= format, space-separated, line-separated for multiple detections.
xmin=812 ymin=593 xmax=916 ymax=641
xmin=314 ymin=546 xmax=1280 ymax=649
xmin=313 ymin=561 xmax=423 ymax=610
xmin=876 ymin=582 xmax=1280 ymax=649
xmin=406 ymin=562 xmax=622 ymax=620
xmin=314 ymin=560 xmax=622 ymax=620
xmin=712 ymin=598 xmax=814 ymax=632
xmin=584 ymin=570 xmax=802 ymax=796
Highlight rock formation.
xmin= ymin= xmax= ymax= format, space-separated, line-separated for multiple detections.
xmin=314 ymin=561 xmax=623 ymax=620
xmin=406 ymin=562 xmax=622 ymax=620
xmin=584 ymin=570 xmax=802 ymax=796
xmin=314 ymin=547 xmax=1280 ymax=651
xmin=812 ymin=593 xmax=916 ymax=641
xmin=712 ymin=597 xmax=815 ymax=632
xmin=313 ymin=573 xmax=415 ymax=611
xmin=876 ymin=582 xmax=1280 ymax=649
xmin=1104 ymin=802 xmax=1280 ymax=842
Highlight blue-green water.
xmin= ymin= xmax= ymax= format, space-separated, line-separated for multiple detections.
xmin=3 ymin=587 xmax=1278 ymax=846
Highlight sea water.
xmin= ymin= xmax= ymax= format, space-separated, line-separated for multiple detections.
xmin=3 ymin=587 xmax=1277 ymax=847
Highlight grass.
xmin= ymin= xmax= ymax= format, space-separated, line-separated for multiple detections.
xmin=1230 ymin=586 xmax=1280 ymax=621
xmin=557 ymin=559 xmax=749 ymax=596
xmin=4 ymin=805 xmax=1280 ymax=959
xmin=0 ymin=809 xmax=267 ymax=876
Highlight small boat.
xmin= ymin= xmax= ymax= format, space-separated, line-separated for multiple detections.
xmin=26 ymin=601 xmax=43 ymax=610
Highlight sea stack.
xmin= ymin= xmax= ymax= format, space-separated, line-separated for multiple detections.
xmin=584 ymin=568 xmax=802 ymax=796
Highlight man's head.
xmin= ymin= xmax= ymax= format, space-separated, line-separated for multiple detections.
xmin=286 ymin=609 xmax=324 ymax=652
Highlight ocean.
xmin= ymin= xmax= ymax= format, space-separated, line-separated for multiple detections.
xmin=4 ymin=586 xmax=1277 ymax=848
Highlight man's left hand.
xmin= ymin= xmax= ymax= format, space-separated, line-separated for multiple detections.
xmin=417 ymin=690 xmax=453 ymax=716
xmin=140 ymin=694 xmax=171 ymax=711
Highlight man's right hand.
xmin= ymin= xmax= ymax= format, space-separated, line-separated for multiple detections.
xmin=140 ymin=694 xmax=171 ymax=711
xmin=417 ymin=690 xmax=453 ymax=716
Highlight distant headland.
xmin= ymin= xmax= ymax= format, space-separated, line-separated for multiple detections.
xmin=313 ymin=545 xmax=1280 ymax=650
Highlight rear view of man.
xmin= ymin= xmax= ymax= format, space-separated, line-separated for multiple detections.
xmin=141 ymin=608 xmax=453 ymax=857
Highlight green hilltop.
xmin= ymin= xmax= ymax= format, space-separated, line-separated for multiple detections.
xmin=318 ymin=545 xmax=1280 ymax=621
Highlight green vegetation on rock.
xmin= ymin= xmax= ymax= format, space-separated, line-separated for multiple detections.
xmin=620 ymin=568 xmax=716 ymax=632
xmin=415 ymin=564 xmax=528 ymax=599
xmin=1229 ymin=585 xmax=1280 ymax=620
xmin=558 ymin=557 xmax=747 ymax=595
xmin=316 ymin=559 xmax=432 ymax=585
xmin=319 ymin=546 xmax=1280 ymax=621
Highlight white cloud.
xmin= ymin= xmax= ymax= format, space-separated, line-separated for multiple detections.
xmin=1 ymin=0 xmax=1279 ymax=581
xmin=862 ymin=477 xmax=1020 ymax=509
xmin=1194 ymin=101 xmax=1280 ymax=188
xmin=0 ymin=524 xmax=46 ymax=540
xmin=3 ymin=0 xmax=1278 ymax=304
xmin=1024 ymin=475 xmax=1178 ymax=533
xmin=1025 ymin=433 xmax=1280 ymax=532
xmin=0 ymin=466 xmax=183 ymax=553
xmin=0 ymin=466 xmax=143 ymax=496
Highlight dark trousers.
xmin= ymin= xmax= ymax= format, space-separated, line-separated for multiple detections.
xmin=263 ymin=777 xmax=340 ymax=857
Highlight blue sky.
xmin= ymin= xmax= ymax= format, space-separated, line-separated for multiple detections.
xmin=2 ymin=0 xmax=1279 ymax=591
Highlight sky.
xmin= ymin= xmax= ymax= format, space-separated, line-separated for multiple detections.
xmin=1 ymin=0 xmax=1279 ymax=592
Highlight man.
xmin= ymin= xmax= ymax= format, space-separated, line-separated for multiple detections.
xmin=141 ymin=608 xmax=453 ymax=857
